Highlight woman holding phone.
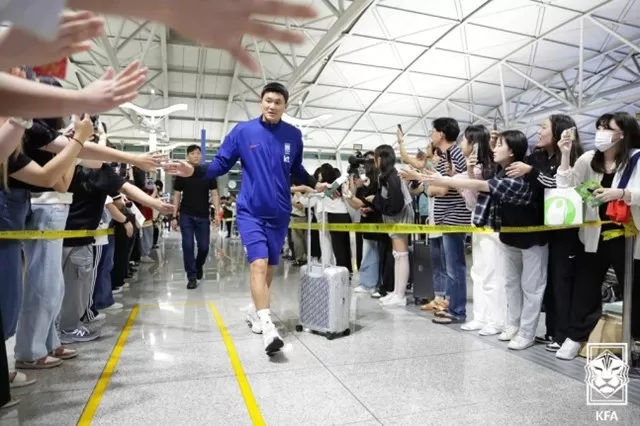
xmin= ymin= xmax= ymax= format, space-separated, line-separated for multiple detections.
xmin=504 ymin=114 xmax=583 ymax=352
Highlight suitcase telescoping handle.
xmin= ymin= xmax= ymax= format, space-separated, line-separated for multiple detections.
xmin=306 ymin=192 xmax=327 ymax=270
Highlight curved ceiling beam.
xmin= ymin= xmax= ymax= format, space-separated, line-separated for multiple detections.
xmin=336 ymin=0 xmax=495 ymax=150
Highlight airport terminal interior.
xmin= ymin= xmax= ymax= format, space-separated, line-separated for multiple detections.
xmin=2 ymin=0 xmax=640 ymax=425
xmin=1 ymin=233 xmax=638 ymax=426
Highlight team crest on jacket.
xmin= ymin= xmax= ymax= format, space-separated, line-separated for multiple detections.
xmin=284 ymin=143 xmax=291 ymax=163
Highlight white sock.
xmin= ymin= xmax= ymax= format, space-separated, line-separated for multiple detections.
xmin=393 ymin=251 xmax=409 ymax=298
xmin=257 ymin=309 xmax=273 ymax=328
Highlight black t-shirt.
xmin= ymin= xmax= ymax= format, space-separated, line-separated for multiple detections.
xmin=174 ymin=175 xmax=217 ymax=219
xmin=64 ymin=164 xmax=126 ymax=247
xmin=356 ymin=183 xmax=382 ymax=241
xmin=9 ymin=120 xmax=59 ymax=191
xmin=599 ymin=172 xmax=624 ymax=232
xmin=6 ymin=152 xmax=32 ymax=175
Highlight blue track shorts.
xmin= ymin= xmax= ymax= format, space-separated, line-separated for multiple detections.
xmin=236 ymin=215 xmax=288 ymax=266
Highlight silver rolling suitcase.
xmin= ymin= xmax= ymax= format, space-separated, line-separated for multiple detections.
xmin=296 ymin=193 xmax=351 ymax=340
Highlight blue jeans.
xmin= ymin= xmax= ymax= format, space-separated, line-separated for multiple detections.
xmin=443 ymin=233 xmax=467 ymax=320
xmin=94 ymin=236 xmax=115 ymax=310
xmin=0 ymin=188 xmax=30 ymax=339
xmin=429 ymin=237 xmax=448 ymax=298
xmin=359 ymin=239 xmax=379 ymax=289
xmin=16 ymin=203 xmax=69 ymax=361
xmin=180 ymin=214 xmax=210 ymax=280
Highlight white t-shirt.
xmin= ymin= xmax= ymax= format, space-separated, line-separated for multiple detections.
xmin=93 ymin=196 xmax=113 ymax=246
xmin=1 ymin=0 xmax=65 ymax=41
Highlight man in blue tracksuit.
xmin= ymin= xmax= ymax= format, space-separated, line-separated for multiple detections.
xmin=165 ymin=83 xmax=324 ymax=355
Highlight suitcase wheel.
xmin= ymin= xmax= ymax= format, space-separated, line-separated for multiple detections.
xmin=295 ymin=325 xmax=303 ymax=332
xmin=343 ymin=328 xmax=351 ymax=337
xmin=326 ymin=333 xmax=336 ymax=341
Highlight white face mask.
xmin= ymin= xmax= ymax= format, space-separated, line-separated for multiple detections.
xmin=594 ymin=130 xmax=615 ymax=152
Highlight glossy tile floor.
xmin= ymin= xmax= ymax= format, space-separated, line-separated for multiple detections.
xmin=2 ymin=233 xmax=640 ymax=425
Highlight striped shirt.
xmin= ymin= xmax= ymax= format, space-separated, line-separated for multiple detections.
xmin=433 ymin=144 xmax=472 ymax=226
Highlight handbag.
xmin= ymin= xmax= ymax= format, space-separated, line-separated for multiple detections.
xmin=606 ymin=151 xmax=640 ymax=224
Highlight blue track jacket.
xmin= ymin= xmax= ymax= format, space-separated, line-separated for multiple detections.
xmin=195 ymin=117 xmax=314 ymax=227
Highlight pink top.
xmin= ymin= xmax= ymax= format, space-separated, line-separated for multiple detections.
xmin=453 ymin=165 xmax=483 ymax=212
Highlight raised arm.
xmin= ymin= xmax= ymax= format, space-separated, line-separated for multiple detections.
xmin=191 ymin=129 xmax=240 ymax=180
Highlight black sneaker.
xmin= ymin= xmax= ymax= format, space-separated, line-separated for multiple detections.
xmin=534 ymin=334 xmax=553 ymax=344
xmin=187 ymin=280 xmax=198 ymax=290
xmin=196 ymin=267 xmax=203 ymax=280
xmin=545 ymin=342 xmax=561 ymax=352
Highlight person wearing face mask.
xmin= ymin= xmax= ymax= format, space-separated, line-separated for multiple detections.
xmin=553 ymin=112 xmax=640 ymax=360
xmin=403 ymin=130 xmax=549 ymax=348
xmin=505 ymin=114 xmax=585 ymax=352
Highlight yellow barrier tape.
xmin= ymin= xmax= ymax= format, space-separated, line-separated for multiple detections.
xmin=288 ymin=220 xmax=628 ymax=235
xmin=0 ymin=228 xmax=114 ymax=240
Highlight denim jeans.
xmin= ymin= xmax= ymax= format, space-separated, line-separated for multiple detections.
xmin=140 ymin=224 xmax=154 ymax=257
xmin=358 ymin=239 xmax=379 ymax=289
xmin=428 ymin=237 xmax=448 ymax=298
xmin=442 ymin=233 xmax=467 ymax=320
xmin=94 ymin=236 xmax=115 ymax=310
xmin=15 ymin=203 xmax=69 ymax=361
xmin=0 ymin=188 xmax=30 ymax=339
xmin=180 ymin=214 xmax=210 ymax=280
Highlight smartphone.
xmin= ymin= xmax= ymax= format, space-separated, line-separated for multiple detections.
xmin=397 ymin=123 xmax=404 ymax=137
xmin=416 ymin=149 xmax=426 ymax=160
xmin=492 ymin=115 xmax=498 ymax=131
xmin=472 ymin=144 xmax=479 ymax=157
xmin=324 ymin=173 xmax=349 ymax=197
xmin=562 ymin=127 xmax=576 ymax=141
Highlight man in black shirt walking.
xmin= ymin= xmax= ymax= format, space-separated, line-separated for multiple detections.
xmin=171 ymin=145 xmax=220 ymax=289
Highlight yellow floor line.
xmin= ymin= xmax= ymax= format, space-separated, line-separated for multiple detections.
xmin=137 ymin=300 xmax=208 ymax=309
xmin=207 ymin=302 xmax=266 ymax=426
xmin=77 ymin=305 xmax=139 ymax=426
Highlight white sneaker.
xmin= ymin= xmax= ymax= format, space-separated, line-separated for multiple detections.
xmin=461 ymin=320 xmax=485 ymax=331
xmin=140 ymin=256 xmax=154 ymax=264
xmin=103 ymin=303 xmax=123 ymax=312
xmin=112 ymin=287 xmax=124 ymax=295
xmin=353 ymin=286 xmax=373 ymax=294
xmin=262 ymin=323 xmax=284 ymax=355
xmin=556 ymin=338 xmax=581 ymax=360
xmin=86 ymin=312 xmax=106 ymax=323
xmin=478 ymin=324 xmax=502 ymax=336
xmin=498 ymin=326 xmax=519 ymax=341
xmin=507 ymin=335 xmax=534 ymax=350
xmin=381 ymin=294 xmax=407 ymax=307
xmin=246 ymin=306 xmax=262 ymax=334
xmin=379 ymin=293 xmax=395 ymax=303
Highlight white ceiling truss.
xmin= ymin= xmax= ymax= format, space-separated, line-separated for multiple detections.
xmin=63 ymin=0 xmax=640 ymax=160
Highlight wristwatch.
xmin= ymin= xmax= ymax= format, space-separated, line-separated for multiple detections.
xmin=9 ymin=118 xmax=33 ymax=129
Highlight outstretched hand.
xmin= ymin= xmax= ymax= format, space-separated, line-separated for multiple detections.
xmin=163 ymin=160 xmax=195 ymax=177
xmin=0 ymin=10 xmax=104 ymax=68
xmin=77 ymin=61 xmax=148 ymax=113
xmin=163 ymin=0 xmax=318 ymax=71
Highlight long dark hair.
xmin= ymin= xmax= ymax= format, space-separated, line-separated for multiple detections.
xmin=464 ymin=125 xmax=495 ymax=179
xmin=549 ymin=114 xmax=583 ymax=166
xmin=374 ymin=144 xmax=396 ymax=183
xmin=591 ymin=112 xmax=640 ymax=173
xmin=500 ymin=130 xmax=529 ymax=164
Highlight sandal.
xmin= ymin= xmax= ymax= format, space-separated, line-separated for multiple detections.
xmin=421 ymin=300 xmax=440 ymax=311
xmin=0 ymin=398 xmax=20 ymax=410
xmin=15 ymin=355 xmax=63 ymax=370
xmin=9 ymin=371 xmax=36 ymax=388
xmin=49 ymin=346 xmax=78 ymax=360
xmin=435 ymin=299 xmax=449 ymax=312
xmin=432 ymin=313 xmax=465 ymax=325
